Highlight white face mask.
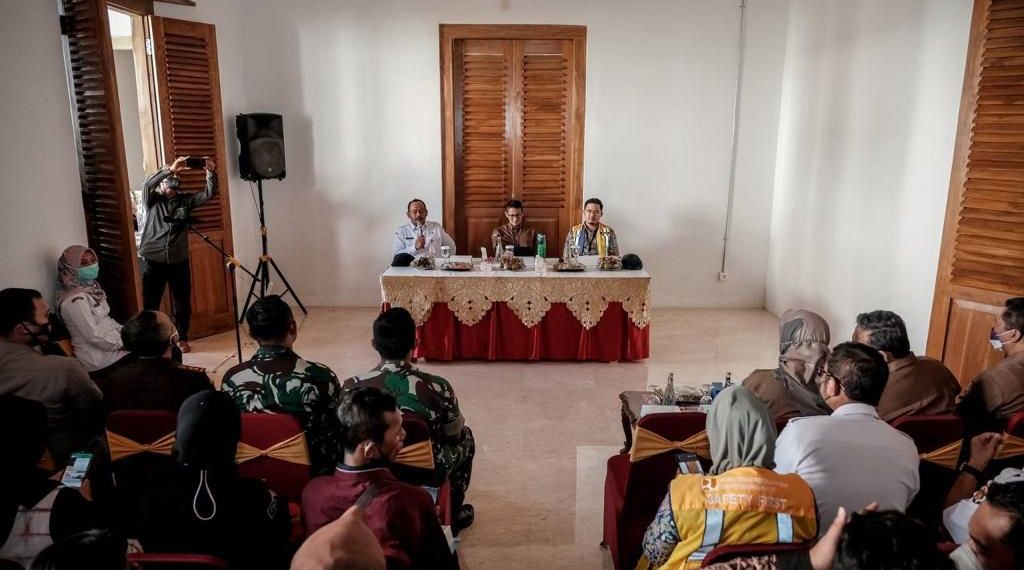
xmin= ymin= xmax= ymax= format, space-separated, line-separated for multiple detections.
xmin=991 ymin=329 xmax=1016 ymax=352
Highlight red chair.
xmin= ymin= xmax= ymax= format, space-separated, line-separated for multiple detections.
xmin=891 ymin=414 xmax=965 ymax=529
xmin=701 ymin=543 xmax=808 ymax=567
xmin=106 ymin=410 xmax=179 ymax=535
xmin=775 ymin=413 xmax=799 ymax=435
xmin=393 ymin=412 xmax=453 ymax=527
xmin=127 ymin=553 xmax=229 ymax=569
xmin=603 ymin=412 xmax=708 ymax=570
xmin=237 ymin=413 xmax=313 ymax=542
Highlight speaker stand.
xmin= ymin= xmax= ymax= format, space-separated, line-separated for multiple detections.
xmin=239 ymin=179 xmax=308 ymax=322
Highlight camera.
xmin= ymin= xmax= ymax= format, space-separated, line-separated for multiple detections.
xmin=185 ymin=156 xmax=205 ymax=169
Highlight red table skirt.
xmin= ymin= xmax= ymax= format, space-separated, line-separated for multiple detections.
xmin=386 ymin=301 xmax=649 ymax=362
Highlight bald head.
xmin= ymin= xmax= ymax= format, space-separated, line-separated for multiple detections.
xmin=122 ymin=310 xmax=177 ymax=358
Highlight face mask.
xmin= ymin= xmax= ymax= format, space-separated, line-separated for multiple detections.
xmin=76 ymin=263 xmax=99 ymax=282
xmin=22 ymin=321 xmax=51 ymax=346
xmin=991 ymin=329 xmax=1016 ymax=351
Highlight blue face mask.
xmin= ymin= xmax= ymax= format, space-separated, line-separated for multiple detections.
xmin=77 ymin=264 xmax=99 ymax=282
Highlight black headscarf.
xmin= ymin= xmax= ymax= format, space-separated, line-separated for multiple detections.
xmin=0 ymin=395 xmax=58 ymax=540
xmin=173 ymin=391 xmax=241 ymax=521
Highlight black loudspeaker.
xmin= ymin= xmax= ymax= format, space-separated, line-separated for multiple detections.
xmin=236 ymin=113 xmax=286 ymax=181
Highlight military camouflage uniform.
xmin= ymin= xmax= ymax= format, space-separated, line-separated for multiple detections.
xmin=221 ymin=345 xmax=342 ymax=475
xmin=345 ymin=361 xmax=475 ymax=511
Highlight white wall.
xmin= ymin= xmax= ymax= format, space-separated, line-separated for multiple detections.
xmin=158 ymin=0 xmax=792 ymax=307
xmin=0 ymin=1 xmax=88 ymax=302
xmin=766 ymin=0 xmax=972 ymax=351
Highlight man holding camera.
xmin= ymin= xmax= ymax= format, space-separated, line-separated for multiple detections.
xmin=138 ymin=156 xmax=217 ymax=353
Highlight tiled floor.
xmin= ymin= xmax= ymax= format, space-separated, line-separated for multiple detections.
xmin=187 ymin=307 xmax=779 ymax=569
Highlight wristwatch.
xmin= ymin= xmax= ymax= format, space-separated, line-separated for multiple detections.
xmin=958 ymin=462 xmax=985 ymax=480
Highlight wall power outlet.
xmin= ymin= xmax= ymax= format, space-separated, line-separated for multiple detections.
xmin=718 ymin=272 xmax=728 ymax=281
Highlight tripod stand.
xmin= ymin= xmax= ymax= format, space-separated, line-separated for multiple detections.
xmin=183 ymin=219 xmax=253 ymax=364
xmin=239 ymin=179 xmax=307 ymax=322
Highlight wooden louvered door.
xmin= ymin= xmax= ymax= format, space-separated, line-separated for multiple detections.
xmin=60 ymin=0 xmax=142 ymax=321
xmin=927 ymin=0 xmax=1024 ymax=386
xmin=442 ymin=25 xmax=586 ymax=257
xmin=149 ymin=17 xmax=235 ymax=338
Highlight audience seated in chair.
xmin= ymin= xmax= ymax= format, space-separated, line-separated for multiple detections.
xmin=0 ymin=396 xmax=100 ymax=568
xmin=29 ymin=529 xmax=127 ymax=570
xmin=704 ymin=508 xmax=953 ymax=570
xmin=941 ymin=433 xmax=1021 ymax=547
xmin=0 ymin=288 xmax=105 ymax=468
xmin=853 ymin=310 xmax=960 ymax=422
xmin=638 ymin=386 xmax=818 ymax=570
xmin=949 ymin=481 xmax=1024 ymax=570
xmin=345 ymin=307 xmax=476 ymax=532
xmin=92 ymin=310 xmax=211 ymax=413
xmin=301 ymin=387 xmax=458 ymax=570
xmin=958 ymin=298 xmax=1024 ymax=435
xmin=138 ymin=391 xmax=291 ymax=569
xmin=774 ymin=343 xmax=920 ymax=536
xmin=221 ymin=295 xmax=343 ymax=475
xmin=743 ymin=309 xmax=832 ymax=418
xmin=54 ymin=246 xmax=129 ymax=372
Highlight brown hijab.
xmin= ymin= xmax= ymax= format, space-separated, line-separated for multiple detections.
xmin=774 ymin=309 xmax=832 ymax=416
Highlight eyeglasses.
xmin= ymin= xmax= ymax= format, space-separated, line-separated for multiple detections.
xmin=816 ymin=366 xmax=846 ymax=392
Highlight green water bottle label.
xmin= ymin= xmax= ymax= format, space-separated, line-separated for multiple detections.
xmin=537 ymin=234 xmax=547 ymax=258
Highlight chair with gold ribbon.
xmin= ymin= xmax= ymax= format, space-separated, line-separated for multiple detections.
xmin=391 ymin=411 xmax=452 ymax=526
xmin=988 ymin=412 xmax=1024 ymax=473
xmin=891 ymin=414 xmax=965 ymax=529
xmin=106 ymin=410 xmax=179 ymax=534
xmin=603 ymin=412 xmax=709 ymax=570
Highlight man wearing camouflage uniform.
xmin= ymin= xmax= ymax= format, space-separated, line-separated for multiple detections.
xmin=221 ymin=295 xmax=342 ymax=475
xmin=345 ymin=307 xmax=476 ymax=532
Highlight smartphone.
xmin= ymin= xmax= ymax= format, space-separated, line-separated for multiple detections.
xmin=60 ymin=452 xmax=93 ymax=488
xmin=185 ymin=156 xmax=205 ymax=169
xmin=675 ymin=451 xmax=704 ymax=475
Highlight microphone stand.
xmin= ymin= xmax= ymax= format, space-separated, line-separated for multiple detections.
xmin=182 ymin=219 xmax=254 ymax=365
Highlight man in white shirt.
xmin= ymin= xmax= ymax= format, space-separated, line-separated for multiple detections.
xmin=774 ymin=342 xmax=920 ymax=535
xmin=391 ymin=199 xmax=455 ymax=257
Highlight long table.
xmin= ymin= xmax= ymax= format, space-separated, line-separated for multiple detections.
xmin=380 ymin=264 xmax=651 ymax=361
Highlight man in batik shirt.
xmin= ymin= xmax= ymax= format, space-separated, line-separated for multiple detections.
xmin=221 ymin=296 xmax=342 ymax=475
xmin=345 ymin=307 xmax=476 ymax=532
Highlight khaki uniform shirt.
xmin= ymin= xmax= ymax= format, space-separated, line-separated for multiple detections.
xmin=958 ymin=351 xmax=1024 ymax=433
xmin=742 ymin=369 xmax=831 ymax=418
xmin=876 ymin=353 xmax=961 ymax=422
xmin=490 ymin=223 xmax=537 ymax=255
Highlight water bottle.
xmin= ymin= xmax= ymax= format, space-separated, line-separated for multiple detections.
xmin=663 ymin=372 xmax=676 ymax=406
xmin=536 ymin=233 xmax=547 ymax=258
xmin=698 ymin=391 xmax=713 ymax=414
xmin=724 ymin=371 xmax=733 ymax=387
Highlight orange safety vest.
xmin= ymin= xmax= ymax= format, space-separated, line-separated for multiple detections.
xmin=640 ymin=467 xmax=818 ymax=570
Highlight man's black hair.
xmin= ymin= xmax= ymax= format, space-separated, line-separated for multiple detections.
xmin=584 ymin=197 xmax=603 ymax=210
xmin=337 ymin=387 xmax=399 ymax=453
xmin=407 ymin=198 xmax=426 ymax=212
xmin=245 ymin=295 xmax=293 ymax=342
xmin=1002 ymin=297 xmax=1024 ymax=337
xmin=0 ymin=288 xmax=43 ymax=336
xmin=30 ymin=529 xmax=127 ymax=570
xmin=622 ymin=254 xmax=643 ymax=270
xmin=856 ymin=310 xmax=911 ymax=359
xmin=504 ymin=199 xmax=524 ymax=210
xmin=827 ymin=342 xmax=889 ymax=406
xmin=834 ymin=510 xmax=953 ymax=570
xmin=372 ymin=307 xmax=416 ymax=360
xmin=985 ymin=481 xmax=1024 ymax=564
xmin=121 ymin=310 xmax=171 ymax=357
xmin=391 ymin=253 xmax=415 ymax=267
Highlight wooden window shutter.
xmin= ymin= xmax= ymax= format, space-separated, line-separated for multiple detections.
xmin=928 ymin=0 xmax=1024 ymax=384
xmin=148 ymin=16 xmax=236 ymax=337
xmin=60 ymin=0 xmax=142 ymax=321
xmin=441 ymin=25 xmax=586 ymax=257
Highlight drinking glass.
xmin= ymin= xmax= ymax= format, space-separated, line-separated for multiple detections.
xmin=440 ymin=245 xmax=452 ymax=266
xmin=569 ymin=245 xmax=580 ymax=261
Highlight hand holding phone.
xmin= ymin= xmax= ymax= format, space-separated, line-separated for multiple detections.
xmin=60 ymin=452 xmax=93 ymax=488
xmin=185 ymin=156 xmax=205 ymax=169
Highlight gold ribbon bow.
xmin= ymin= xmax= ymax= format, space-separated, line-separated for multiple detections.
xmin=394 ymin=440 xmax=436 ymax=470
xmin=235 ymin=433 xmax=311 ymax=466
xmin=918 ymin=440 xmax=963 ymax=469
xmin=107 ymin=430 xmax=176 ymax=462
xmin=995 ymin=433 xmax=1024 ymax=460
xmin=629 ymin=427 xmax=711 ymax=462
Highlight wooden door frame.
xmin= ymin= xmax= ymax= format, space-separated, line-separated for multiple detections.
xmin=439 ymin=24 xmax=587 ymax=235
xmin=925 ymin=0 xmax=1006 ymax=359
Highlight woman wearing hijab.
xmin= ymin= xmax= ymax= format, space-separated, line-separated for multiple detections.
xmin=743 ymin=309 xmax=832 ymax=418
xmin=54 ymin=245 xmax=129 ymax=372
xmin=0 ymin=396 xmax=99 ymax=567
xmin=638 ymin=387 xmax=818 ymax=570
xmin=138 ymin=391 xmax=290 ymax=569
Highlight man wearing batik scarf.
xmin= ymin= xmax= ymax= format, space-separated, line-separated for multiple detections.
xmin=562 ymin=197 xmax=620 ymax=258
xmin=221 ymin=295 xmax=342 ymax=475
xmin=345 ymin=307 xmax=476 ymax=533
